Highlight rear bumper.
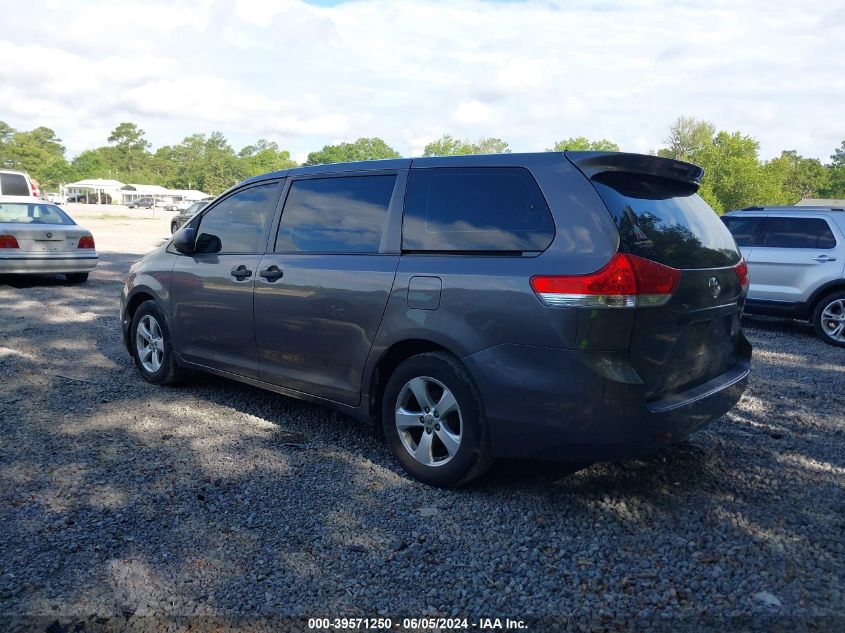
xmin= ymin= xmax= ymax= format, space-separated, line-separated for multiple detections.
xmin=0 ymin=254 xmax=98 ymax=275
xmin=462 ymin=338 xmax=750 ymax=462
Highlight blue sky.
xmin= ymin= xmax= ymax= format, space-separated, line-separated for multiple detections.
xmin=1 ymin=0 xmax=843 ymax=163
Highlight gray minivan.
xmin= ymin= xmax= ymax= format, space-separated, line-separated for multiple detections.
xmin=121 ymin=152 xmax=751 ymax=486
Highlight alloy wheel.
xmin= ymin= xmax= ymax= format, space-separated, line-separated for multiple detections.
xmin=135 ymin=314 xmax=165 ymax=373
xmin=395 ymin=376 xmax=462 ymax=467
xmin=820 ymin=298 xmax=845 ymax=343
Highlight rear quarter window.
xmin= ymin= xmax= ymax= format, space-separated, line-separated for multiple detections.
xmin=402 ymin=167 xmax=555 ymax=253
xmin=0 ymin=173 xmax=30 ymax=196
xmin=590 ymin=172 xmax=740 ymax=269
xmin=721 ymin=216 xmax=763 ymax=247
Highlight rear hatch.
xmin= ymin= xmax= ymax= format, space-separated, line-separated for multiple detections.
xmin=567 ymin=152 xmax=748 ymax=400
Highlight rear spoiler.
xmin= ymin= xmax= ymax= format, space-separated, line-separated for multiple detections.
xmin=565 ymin=151 xmax=704 ymax=189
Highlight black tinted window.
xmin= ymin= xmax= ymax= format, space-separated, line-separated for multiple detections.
xmin=195 ymin=183 xmax=279 ymax=254
xmin=402 ymin=167 xmax=554 ymax=252
xmin=275 ymin=175 xmax=395 ymax=253
xmin=722 ymin=216 xmax=762 ymax=247
xmin=763 ymin=217 xmax=837 ymax=249
xmin=592 ymin=172 xmax=740 ymax=268
xmin=1 ymin=173 xmax=29 ymax=196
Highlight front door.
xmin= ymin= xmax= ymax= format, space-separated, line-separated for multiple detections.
xmin=254 ymin=173 xmax=400 ymax=405
xmin=170 ymin=181 xmax=282 ymax=378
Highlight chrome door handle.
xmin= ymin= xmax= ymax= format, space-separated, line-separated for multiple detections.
xmin=812 ymin=255 xmax=837 ymax=262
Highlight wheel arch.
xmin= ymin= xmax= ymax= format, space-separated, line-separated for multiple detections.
xmin=367 ymin=338 xmax=460 ymax=425
xmin=122 ymin=287 xmax=162 ymax=350
xmin=808 ymin=279 xmax=845 ymax=316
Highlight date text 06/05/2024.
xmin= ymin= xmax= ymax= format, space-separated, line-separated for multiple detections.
xmin=307 ymin=617 xmax=528 ymax=630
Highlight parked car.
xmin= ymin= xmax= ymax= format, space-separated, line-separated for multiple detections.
xmin=169 ymin=200 xmax=211 ymax=234
xmin=163 ymin=199 xmax=192 ymax=213
xmin=0 ymin=195 xmax=98 ymax=282
xmin=722 ymin=206 xmax=845 ymax=346
xmin=128 ymin=197 xmax=155 ymax=209
xmin=43 ymin=192 xmax=66 ymax=205
xmin=121 ymin=152 xmax=750 ymax=486
xmin=0 ymin=169 xmax=38 ymax=197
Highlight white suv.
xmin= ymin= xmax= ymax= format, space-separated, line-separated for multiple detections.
xmin=722 ymin=206 xmax=845 ymax=346
xmin=0 ymin=169 xmax=38 ymax=197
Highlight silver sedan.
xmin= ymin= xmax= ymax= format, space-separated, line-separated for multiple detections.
xmin=0 ymin=195 xmax=98 ymax=282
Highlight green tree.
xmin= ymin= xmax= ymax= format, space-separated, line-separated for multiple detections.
xmin=107 ymin=122 xmax=152 ymax=177
xmin=422 ymin=134 xmax=511 ymax=156
xmin=547 ymin=137 xmax=620 ymax=152
xmin=71 ymin=149 xmax=112 ymax=180
xmin=764 ymin=150 xmax=829 ymax=203
xmin=304 ymin=137 xmax=401 ymax=166
xmin=0 ymin=126 xmax=74 ymax=187
xmin=824 ymin=141 xmax=845 ymax=198
xmin=659 ymin=116 xmax=716 ymax=161
xmin=0 ymin=121 xmax=14 ymax=160
xmin=239 ymin=139 xmax=297 ymax=177
xmin=694 ymin=131 xmax=789 ymax=213
xmin=157 ymin=132 xmax=245 ymax=194
xmin=473 ymin=137 xmax=511 ymax=154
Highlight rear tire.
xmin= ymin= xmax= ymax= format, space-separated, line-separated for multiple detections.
xmin=170 ymin=222 xmax=179 ymax=234
xmin=66 ymin=272 xmax=88 ymax=283
xmin=813 ymin=290 xmax=845 ymax=347
xmin=381 ymin=352 xmax=493 ymax=487
xmin=130 ymin=300 xmax=184 ymax=384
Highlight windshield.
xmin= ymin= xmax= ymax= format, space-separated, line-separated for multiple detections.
xmin=591 ymin=172 xmax=740 ymax=269
xmin=0 ymin=202 xmax=75 ymax=225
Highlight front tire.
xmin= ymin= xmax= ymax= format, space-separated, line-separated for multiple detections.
xmin=170 ymin=222 xmax=179 ymax=234
xmin=130 ymin=300 xmax=183 ymax=384
xmin=813 ymin=291 xmax=845 ymax=347
xmin=381 ymin=352 xmax=493 ymax=487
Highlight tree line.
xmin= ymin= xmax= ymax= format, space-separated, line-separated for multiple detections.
xmin=1 ymin=117 xmax=843 ymax=213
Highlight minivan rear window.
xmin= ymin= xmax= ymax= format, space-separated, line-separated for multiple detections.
xmin=402 ymin=167 xmax=554 ymax=253
xmin=1 ymin=173 xmax=30 ymax=196
xmin=590 ymin=172 xmax=740 ymax=269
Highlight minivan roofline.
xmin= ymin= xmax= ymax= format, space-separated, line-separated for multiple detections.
xmin=239 ymin=151 xmax=704 ymax=190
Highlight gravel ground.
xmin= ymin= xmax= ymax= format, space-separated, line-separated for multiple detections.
xmin=0 ymin=220 xmax=843 ymax=631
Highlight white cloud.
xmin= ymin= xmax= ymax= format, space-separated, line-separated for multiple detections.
xmin=0 ymin=0 xmax=843 ymax=161
xmin=453 ymin=100 xmax=494 ymax=125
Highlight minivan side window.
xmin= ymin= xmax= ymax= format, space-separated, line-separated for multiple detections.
xmin=194 ymin=183 xmax=279 ymax=254
xmin=275 ymin=175 xmax=396 ymax=253
xmin=402 ymin=167 xmax=554 ymax=252
xmin=762 ymin=217 xmax=837 ymax=249
xmin=721 ymin=216 xmax=763 ymax=247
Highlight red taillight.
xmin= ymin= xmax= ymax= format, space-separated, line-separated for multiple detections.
xmin=530 ymin=253 xmax=681 ymax=308
xmin=78 ymin=236 xmax=95 ymax=249
xmin=734 ymin=258 xmax=749 ymax=292
xmin=0 ymin=235 xmax=19 ymax=249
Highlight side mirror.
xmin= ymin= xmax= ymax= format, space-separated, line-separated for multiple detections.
xmin=172 ymin=227 xmax=196 ymax=255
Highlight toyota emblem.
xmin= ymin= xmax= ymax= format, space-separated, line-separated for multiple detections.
xmin=46 ymin=232 xmax=52 ymax=238
xmin=708 ymin=276 xmax=721 ymax=298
